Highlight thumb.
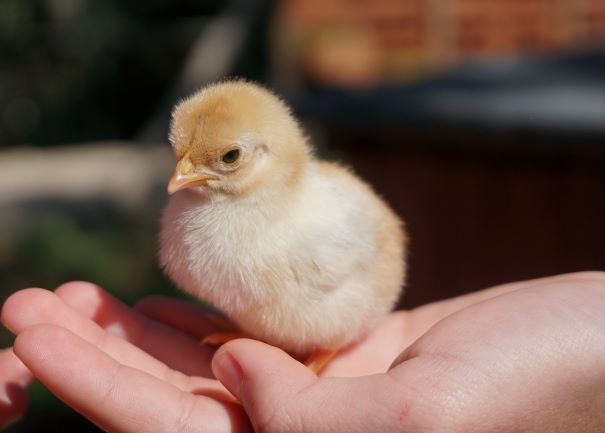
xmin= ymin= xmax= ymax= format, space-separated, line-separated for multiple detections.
xmin=212 ymin=339 xmax=414 ymax=433
xmin=212 ymin=339 xmax=317 ymax=430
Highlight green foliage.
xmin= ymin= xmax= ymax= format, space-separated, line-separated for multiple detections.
xmin=0 ymin=0 xmax=221 ymax=146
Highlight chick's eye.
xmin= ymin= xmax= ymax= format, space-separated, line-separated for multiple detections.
xmin=222 ymin=149 xmax=240 ymax=164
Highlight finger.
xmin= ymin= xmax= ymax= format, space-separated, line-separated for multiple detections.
xmin=2 ymin=288 xmax=212 ymax=389
xmin=0 ymin=348 xmax=33 ymax=388
xmin=213 ymin=339 xmax=412 ymax=433
xmin=14 ymin=325 xmax=251 ymax=433
xmin=135 ymin=296 xmax=226 ymax=339
xmin=0 ymin=348 xmax=32 ymax=429
xmin=55 ymin=282 xmax=218 ymax=376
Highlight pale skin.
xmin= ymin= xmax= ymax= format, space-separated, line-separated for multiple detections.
xmin=1 ymin=272 xmax=604 ymax=432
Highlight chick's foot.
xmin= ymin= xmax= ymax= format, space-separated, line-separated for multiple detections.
xmin=304 ymin=348 xmax=338 ymax=374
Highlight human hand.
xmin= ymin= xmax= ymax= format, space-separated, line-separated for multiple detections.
xmin=0 ymin=278 xmax=411 ymax=433
xmin=1 ymin=283 xmax=251 ymax=433
xmin=3 ymin=272 xmax=605 ymax=432
xmin=208 ymin=272 xmax=605 ymax=433
xmin=0 ymin=348 xmax=32 ymax=430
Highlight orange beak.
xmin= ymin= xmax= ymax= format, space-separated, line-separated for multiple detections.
xmin=167 ymin=157 xmax=218 ymax=194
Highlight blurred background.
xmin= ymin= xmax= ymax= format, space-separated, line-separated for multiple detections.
xmin=1 ymin=0 xmax=604 ymax=430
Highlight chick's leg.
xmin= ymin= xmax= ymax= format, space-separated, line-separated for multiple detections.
xmin=304 ymin=348 xmax=338 ymax=374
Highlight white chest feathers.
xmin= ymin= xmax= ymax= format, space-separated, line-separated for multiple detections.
xmin=159 ymin=162 xmax=405 ymax=353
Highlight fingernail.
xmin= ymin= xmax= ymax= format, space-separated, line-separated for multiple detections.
xmin=214 ymin=351 xmax=243 ymax=395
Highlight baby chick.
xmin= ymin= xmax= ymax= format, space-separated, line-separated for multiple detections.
xmin=160 ymin=80 xmax=406 ymax=371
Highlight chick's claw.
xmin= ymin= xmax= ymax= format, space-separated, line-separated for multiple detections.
xmin=304 ymin=348 xmax=338 ymax=374
xmin=202 ymin=332 xmax=248 ymax=346
xmin=201 ymin=315 xmax=244 ymax=345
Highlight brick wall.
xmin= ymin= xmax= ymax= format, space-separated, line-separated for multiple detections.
xmin=275 ymin=0 xmax=605 ymax=86
xmin=581 ymin=0 xmax=605 ymax=39
xmin=454 ymin=0 xmax=564 ymax=56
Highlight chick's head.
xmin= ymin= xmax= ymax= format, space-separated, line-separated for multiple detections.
xmin=167 ymin=80 xmax=310 ymax=197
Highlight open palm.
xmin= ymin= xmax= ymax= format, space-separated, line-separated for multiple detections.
xmin=2 ymin=272 xmax=604 ymax=432
xmin=1 ymin=281 xmax=417 ymax=432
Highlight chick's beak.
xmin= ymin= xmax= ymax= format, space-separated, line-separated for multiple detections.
xmin=167 ymin=158 xmax=218 ymax=194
